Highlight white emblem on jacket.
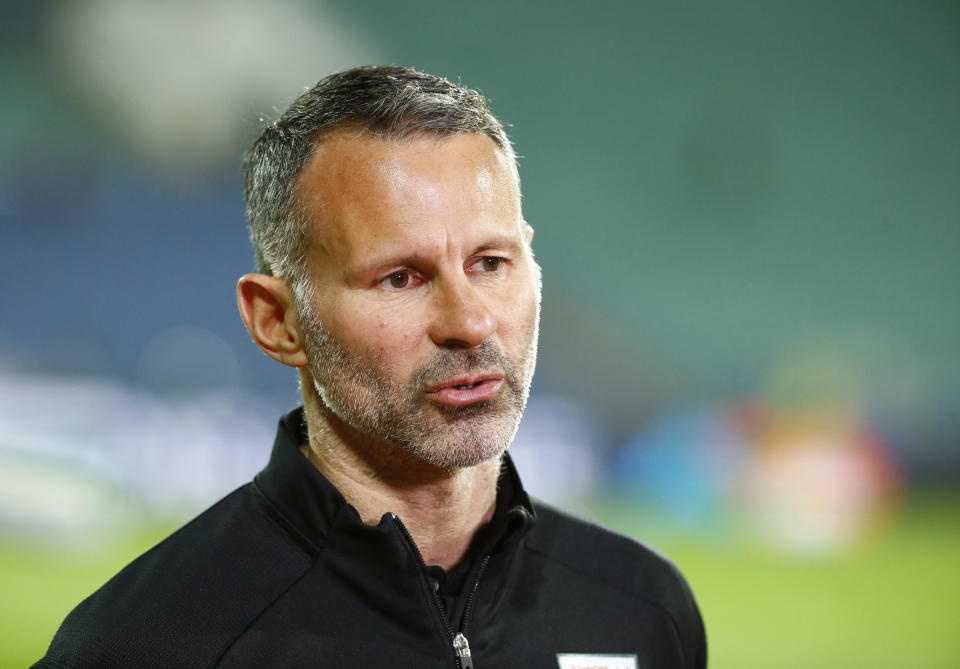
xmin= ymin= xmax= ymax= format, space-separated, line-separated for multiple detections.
xmin=556 ymin=653 xmax=639 ymax=669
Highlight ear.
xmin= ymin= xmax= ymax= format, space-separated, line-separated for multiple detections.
xmin=237 ymin=274 xmax=309 ymax=368
xmin=524 ymin=223 xmax=535 ymax=245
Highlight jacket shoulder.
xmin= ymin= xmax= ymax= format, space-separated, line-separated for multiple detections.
xmin=525 ymin=499 xmax=706 ymax=668
xmin=35 ymin=483 xmax=313 ymax=668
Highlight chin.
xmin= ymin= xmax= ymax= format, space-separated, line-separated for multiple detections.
xmin=409 ymin=446 xmax=505 ymax=470
xmin=400 ymin=414 xmax=519 ymax=470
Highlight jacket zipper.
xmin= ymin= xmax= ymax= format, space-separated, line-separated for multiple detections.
xmin=391 ymin=513 xmax=490 ymax=669
xmin=455 ymin=554 xmax=490 ymax=669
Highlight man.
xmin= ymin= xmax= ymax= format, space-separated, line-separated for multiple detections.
xmin=38 ymin=66 xmax=706 ymax=668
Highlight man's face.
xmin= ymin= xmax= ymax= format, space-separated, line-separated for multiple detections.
xmin=295 ymin=130 xmax=540 ymax=469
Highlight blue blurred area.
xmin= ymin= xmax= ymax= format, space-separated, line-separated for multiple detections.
xmin=611 ymin=406 xmax=747 ymax=527
xmin=1 ymin=1 xmax=958 ymax=549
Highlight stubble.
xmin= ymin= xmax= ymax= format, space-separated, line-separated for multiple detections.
xmin=297 ymin=300 xmax=538 ymax=469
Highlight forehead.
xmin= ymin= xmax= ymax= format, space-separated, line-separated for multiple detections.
xmin=294 ymin=130 xmax=522 ymax=266
xmin=299 ymin=128 xmax=516 ymax=190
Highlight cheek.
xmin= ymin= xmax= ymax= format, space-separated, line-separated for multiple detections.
xmin=327 ymin=295 xmax=422 ymax=344
xmin=499 ymin=280 xmax=541 ymax=342
xmin=367 ymin=309 xmax=429 ymax=368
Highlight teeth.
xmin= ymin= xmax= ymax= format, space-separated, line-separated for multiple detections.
xmin=453 ymin=382 xmax=478 ymax=390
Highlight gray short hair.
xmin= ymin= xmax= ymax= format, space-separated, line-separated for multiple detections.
xmin=242 ymin=65 xmax=517 ymax=304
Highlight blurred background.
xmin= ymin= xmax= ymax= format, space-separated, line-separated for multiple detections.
xmin=1 ymin=1 xmax=958 ymax=666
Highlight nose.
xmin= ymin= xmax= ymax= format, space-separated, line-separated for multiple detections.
xmin=428 ymin=277 xmax=496 ymax=349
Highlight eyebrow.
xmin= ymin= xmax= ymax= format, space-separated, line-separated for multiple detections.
xmin=470 ymin=234 xmax=525 ymax=255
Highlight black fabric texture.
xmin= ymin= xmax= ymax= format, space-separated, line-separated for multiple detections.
xmin=36 ymin=407 xmax=707 ymax=669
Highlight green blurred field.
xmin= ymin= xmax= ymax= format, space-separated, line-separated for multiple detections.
xmin=4 ymin=493 xmax=958 ymax=668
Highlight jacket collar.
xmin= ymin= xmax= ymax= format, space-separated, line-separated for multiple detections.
xmin=254 ymin=406 xmax=536 ymax=557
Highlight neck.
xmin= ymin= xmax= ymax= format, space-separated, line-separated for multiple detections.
xmin=299 ymin=379 xmax=501 ymax=571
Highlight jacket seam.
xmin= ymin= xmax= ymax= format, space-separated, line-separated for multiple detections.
xmin=210 ymin=553 xmax=324 ymax=667
xmin=250 ymin=479 xmax=323 ymax=559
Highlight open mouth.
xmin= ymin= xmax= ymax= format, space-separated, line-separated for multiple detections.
xmin=453 ymin=382 xmax=483 ymax=390
xmin=425 ymin=376 xmax=504 ymax=407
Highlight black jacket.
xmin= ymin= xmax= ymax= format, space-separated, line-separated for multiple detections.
xmin=37 ymin=408 xmax=706 ymax=668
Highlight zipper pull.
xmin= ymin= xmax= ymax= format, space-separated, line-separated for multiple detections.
xmin=453 ymin=632 xmax=474 ymax=669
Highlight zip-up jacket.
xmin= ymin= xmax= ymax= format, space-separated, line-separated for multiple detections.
xmin=37 ymin=408 xmax=707 ymax=668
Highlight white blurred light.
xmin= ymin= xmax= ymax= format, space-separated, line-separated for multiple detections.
xmin=0 ymin=372 xmax=280 ymax=543
xmin=0 ymin=453 xmax=126 ymax=543
xmin=47 ymin=0 xmax=384 ymax=170
xmin=509 ymin=394 xmax=605 ymax=508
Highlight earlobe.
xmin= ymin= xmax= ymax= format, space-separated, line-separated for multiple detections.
xmin=237 ymin=274 xmax=309 ymax=367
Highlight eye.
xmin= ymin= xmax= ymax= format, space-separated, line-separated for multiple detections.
xmin=480 ymin=257 xmax=503 ymax=272
xmin=467 ymin=256 xmax=507 ymax=276
xmin=379 ymin=270 xmax=425 ymax=291
xmin=384 ymin=271 xmax=411 ymax=289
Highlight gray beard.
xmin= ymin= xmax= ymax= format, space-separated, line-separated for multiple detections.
xmin=297 ymin=302 xmax=538 ymax=469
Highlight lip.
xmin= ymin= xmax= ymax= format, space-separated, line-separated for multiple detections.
xmin=424 ymin=375 xmax=504 ymax=407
